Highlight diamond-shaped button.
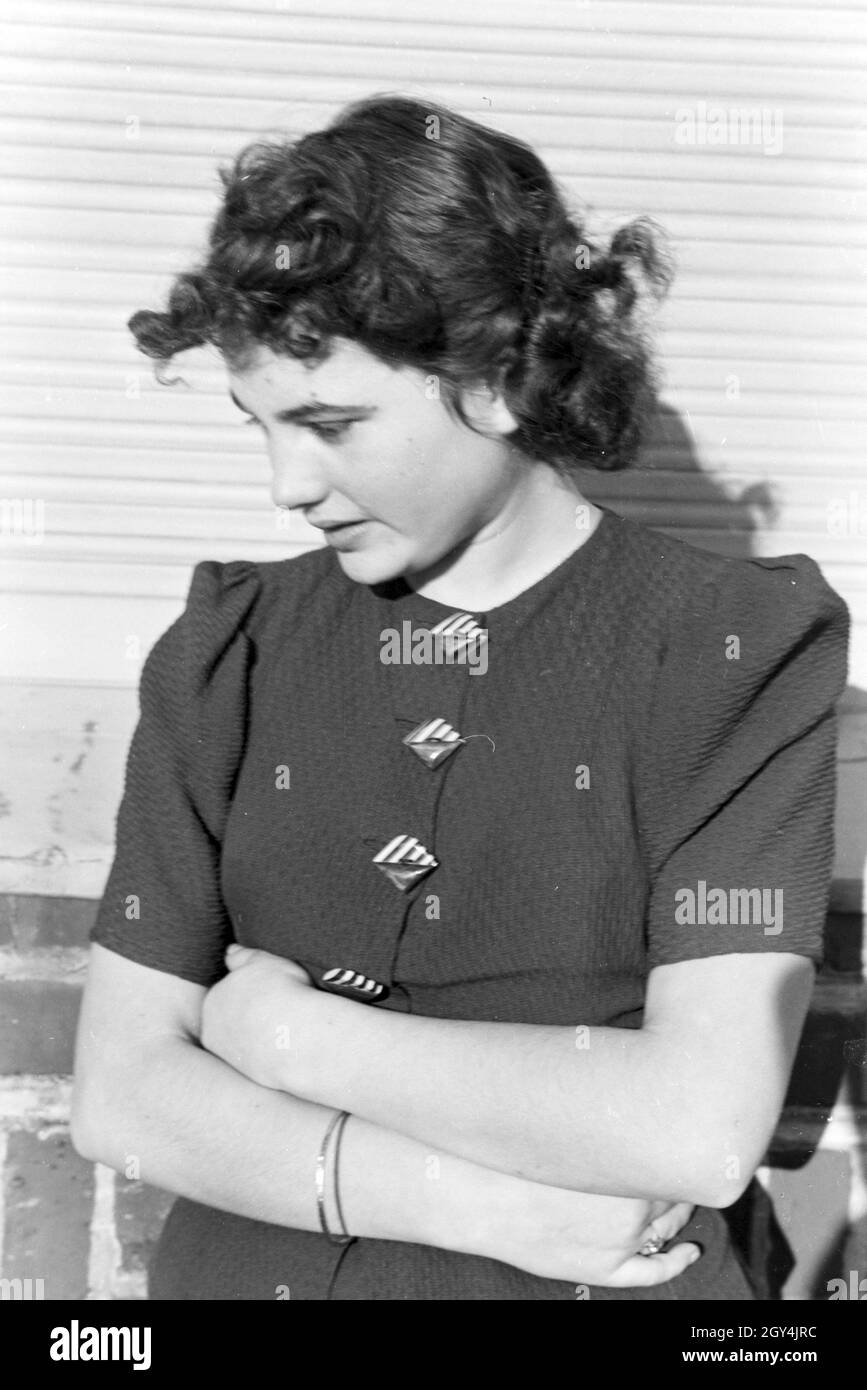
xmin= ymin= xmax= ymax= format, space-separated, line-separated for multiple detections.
xmin=403 ymin=716 xmax=462 ymax=769
xmin=320 ymin=967 xmax=388 ymax=1003
xmin=373 ymin=834 xmax=438 ymax=891
xmin=430 ymin=612 xmax=487 ymax=656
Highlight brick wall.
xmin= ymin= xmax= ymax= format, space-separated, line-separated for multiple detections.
xmin=0 ymin=889 xmax=864 ymax=1301
xmin=0 ymin=895 xmax=173 ymax=1300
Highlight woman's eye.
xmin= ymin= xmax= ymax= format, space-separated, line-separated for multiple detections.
xmin=240 ymin=416 xmax=352 ymax=441
xmin=309 ymin=420 xmax=352 ymax=442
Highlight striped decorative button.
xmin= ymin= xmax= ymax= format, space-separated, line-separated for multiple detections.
xmin=403 ymin=716 xmax=462 ymax=769
xmin=430 ymin=612 xmax=487 ymax=654
xmin=373 ymin=834 xmax=438 ymax=892
xmin=320 ymin=967 xmax=389 ymax=1003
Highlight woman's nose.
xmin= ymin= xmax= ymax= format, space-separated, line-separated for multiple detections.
xmin=268 ymin=435 xmax=328 ymax=512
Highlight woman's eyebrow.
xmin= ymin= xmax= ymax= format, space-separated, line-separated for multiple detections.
xmin=229 ymin=390 xmax=376 ymax=421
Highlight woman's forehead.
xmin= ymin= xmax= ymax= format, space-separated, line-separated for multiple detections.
xmin=227 ymin=338 xmax=415 ymax=406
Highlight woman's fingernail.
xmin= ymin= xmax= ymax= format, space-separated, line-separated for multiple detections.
xmin=226 ymin=943 xmax=241 ymax=954
xmin=688 ymin=1247 xmax=701 ymax=1264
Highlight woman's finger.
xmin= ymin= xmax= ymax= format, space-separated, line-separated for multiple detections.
xmin=607 ymin=1241 xmax=702 ymax=1289
xmin=224 ymin=944 xmax=258 ymax=970
xmin=647 ymin=1202 xmax=695 ymax=1245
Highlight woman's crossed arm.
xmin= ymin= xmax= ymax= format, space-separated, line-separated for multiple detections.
xmin=72 ymin=943 xmax=700 ymax=1288
xmin=200 ymin=946 xmax=814 ymax=1208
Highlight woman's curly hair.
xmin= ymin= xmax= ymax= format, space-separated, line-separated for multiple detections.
xmin=130 ymin=94 xmax=673 ymax=471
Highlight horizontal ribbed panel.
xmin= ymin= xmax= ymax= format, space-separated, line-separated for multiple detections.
xmin=1 ymin=0 xmax=865 ymax=695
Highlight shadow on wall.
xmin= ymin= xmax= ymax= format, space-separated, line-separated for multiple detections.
xmin=640 ymin=403 xmax=777 ymax=558
xmin=583 ymin=400 xmax=867 ymax=1301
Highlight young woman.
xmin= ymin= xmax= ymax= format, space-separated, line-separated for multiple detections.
xmin=72 ymin=94 xmax=849 ymax=1301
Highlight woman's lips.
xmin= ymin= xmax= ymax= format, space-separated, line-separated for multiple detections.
xmin=320 ymin=520 xmax=370 ymax=547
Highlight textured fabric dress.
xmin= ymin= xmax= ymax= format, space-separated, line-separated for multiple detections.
xmin=90 ymin=504 xmax=850 ymax=1300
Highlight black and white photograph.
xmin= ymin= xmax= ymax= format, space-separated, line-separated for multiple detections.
xmin=1 ymin=0 xmax=865 ymax=1342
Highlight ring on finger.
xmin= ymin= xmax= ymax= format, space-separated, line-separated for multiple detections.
xmin=638 ymin=1221 xmax=666 ymax=1257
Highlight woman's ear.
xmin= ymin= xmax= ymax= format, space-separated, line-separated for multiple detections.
xmin=457 ymin=374 xmax=520 ymax=438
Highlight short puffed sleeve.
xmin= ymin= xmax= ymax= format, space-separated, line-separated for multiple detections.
xmin=90 ymin=559 xmax=262 ymax=986
xmin=636 ymin=552 xmax=849 ymax=971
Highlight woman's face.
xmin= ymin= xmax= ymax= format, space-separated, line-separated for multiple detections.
xmin=227 ymin=338 xmax=526 ymax=586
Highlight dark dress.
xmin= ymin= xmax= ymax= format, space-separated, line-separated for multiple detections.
xmin=90 ymin=505 xmax=849 ymax=1300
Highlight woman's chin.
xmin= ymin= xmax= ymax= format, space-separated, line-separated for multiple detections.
xmin=331 ymin=542 xmax=406 ymax=587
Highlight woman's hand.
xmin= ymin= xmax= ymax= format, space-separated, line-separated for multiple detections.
xmin=483 ymin=1177 xmax=700 ymax=1288
xmin=202 ymin=947 xmax=701 ymax=1287
xmin=200 ymin=945 xmax=320 ymax=1090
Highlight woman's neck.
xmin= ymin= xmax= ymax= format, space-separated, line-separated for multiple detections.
xmin=408 ymin=465 xmax=603 ymax=612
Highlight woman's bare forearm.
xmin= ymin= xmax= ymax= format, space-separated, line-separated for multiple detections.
xmin=283 ymin=955 xmax=810 ymax=1208
xmin=303 ymin=1004 xmax=692 ymax=1200
xmin=71 ymin=1033 xmax=506 ymax=1258
xmin=200 ymin=946 xmax=716 ymax=1203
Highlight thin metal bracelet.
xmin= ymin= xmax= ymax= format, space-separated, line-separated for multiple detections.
xmin=331 ymin=1110 xmax=354 ymax=1243
xmin=315 ymin=1110 xmax=355 ymax=1246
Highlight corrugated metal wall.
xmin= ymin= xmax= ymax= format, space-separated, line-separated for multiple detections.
xmin=1 ymin=0 xmax=865 ymax=688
